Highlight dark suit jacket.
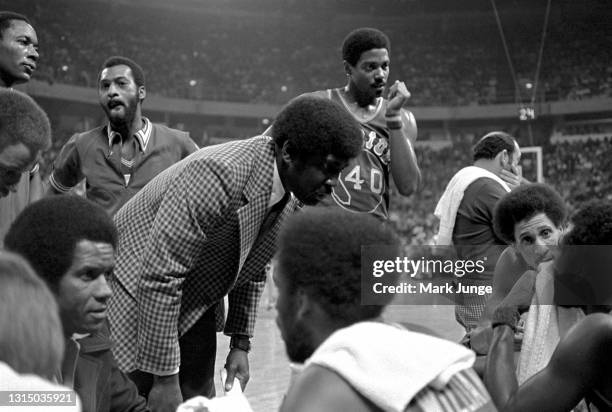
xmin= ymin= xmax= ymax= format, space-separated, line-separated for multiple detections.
xmin=68 ymin=323 xmax=148 ymax=412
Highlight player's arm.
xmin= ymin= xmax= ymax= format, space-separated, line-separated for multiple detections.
xmin=46 ymin=134 xmax=83 ymax=196
xmin=485 ymin=311 xmax=611 ymax=411
xmin=385 ymin=81 xmax=421 ymax=196
xmin=472 ymin=268 xmax=536 ymax=354
xmin=480 ymin=247 xmax=531 ymax=326
xmin=222 ymin=255 xmax=272 ymax=392
xmin=470 ymin=248 xmax=532 ymax=354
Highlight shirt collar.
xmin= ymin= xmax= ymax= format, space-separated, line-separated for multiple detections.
xmin=107 ymin=117 xmax=152 ymax=152
xmin=269 ymin=158 xmax=287 ymax=208
xmin=57 ymin=335 xmax=83 ymax=389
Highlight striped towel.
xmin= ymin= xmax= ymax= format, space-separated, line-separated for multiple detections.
xmin=305 ymin=321 xmax=494 ymax=411
xmin=407 ymin=368 xmax=495 ymax=412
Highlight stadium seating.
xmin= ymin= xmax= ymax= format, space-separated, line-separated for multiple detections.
xmin=5 ymin=0 xmax=611 ymax=106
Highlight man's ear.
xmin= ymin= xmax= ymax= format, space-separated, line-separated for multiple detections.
xmin=295 ymin=288 xmax=313 ymax=321
xmin=343 ymin=60 xmax=352 ymax=77
xmin=138 ymin=85 xmax=146 ymax=102
xmin=281 ymin=140 xmax=293 ymax=165
xmin=497 ymin=149 xmax=508 ymax=167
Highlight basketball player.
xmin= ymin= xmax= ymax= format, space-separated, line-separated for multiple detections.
xmin=276 ymin=209 xmax=494 ymax=411
xmin=485 ymin=200 xmax=612 ymax=411
xmin=47 ymin=56 xmax=198 ymax=215
xmin=0 ymin=11 xmax=38 ymax=88
xmin=0 ymin=12 xmax=46 ymax=246
xmin=298 ymin=27 xmax=421 ymax=219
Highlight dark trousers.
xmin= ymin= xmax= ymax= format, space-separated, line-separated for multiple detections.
xmin=128 ymin=307 xmax=217 ymax=399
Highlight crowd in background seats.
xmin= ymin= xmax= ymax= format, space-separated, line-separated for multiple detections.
xmin=5 ymin=0 xmax=612 ymax=106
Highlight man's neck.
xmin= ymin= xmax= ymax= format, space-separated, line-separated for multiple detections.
xmin=473 ymin=159 xmax=501 ymax=176
xmin=0 ymin=76 xmax=14 ymax=88
xmin=110 ymin=113 xmax=143 ymax=141
xmin=274 ymin=145 xmax=289 ymax=193
xmin=310 ymin=318 xmax=353 ymax=354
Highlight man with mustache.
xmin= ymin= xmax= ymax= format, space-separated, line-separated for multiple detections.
xmin=0 ymin=12 xmax=47 ymax=245
xmin=47 ymin=56 xmax=197 ymax=215
xmin=305 ymin=27 xmax=421 ymax=219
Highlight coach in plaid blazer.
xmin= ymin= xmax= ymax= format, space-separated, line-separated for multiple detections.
xmin=107 ymin=95 xmax=363 ymax=411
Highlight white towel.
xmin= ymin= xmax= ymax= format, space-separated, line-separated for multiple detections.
xmin=434 ymin=166 xmax=511 ymax=246
xmin=176 ymin=376 xmax=253 ymax=412
xmin=517 ymin=261 xmax=584 ymax=384
xmin=305 ymin=321 xmax=475 ymax=412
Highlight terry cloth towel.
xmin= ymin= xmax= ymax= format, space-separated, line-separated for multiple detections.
xmin=305 ymin=321 xmax=476 ymax=412
xmin=434 ymin=166 xmax=511 ymax=246
xmin=517 ymin=261 xmax=584 ymax=384
xmin=176 ymin=376 xmax=253 ymax=412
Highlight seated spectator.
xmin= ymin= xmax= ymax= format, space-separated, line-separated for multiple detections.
xmin=274 ymin=209 xmax=495 ymax=411
xmin=0 ymin=250 xmax=80 ymax=411
xmin=485 ymin=200 xmax=612 ymax=411
xmin=468 ymin=183 xmax=567 ymax=355
xmin=4 ymin=196 xmax=148 ymax=412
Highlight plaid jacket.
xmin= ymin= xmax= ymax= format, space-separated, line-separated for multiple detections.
xmin=108 ymin=136 xmax=298 ymax=374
